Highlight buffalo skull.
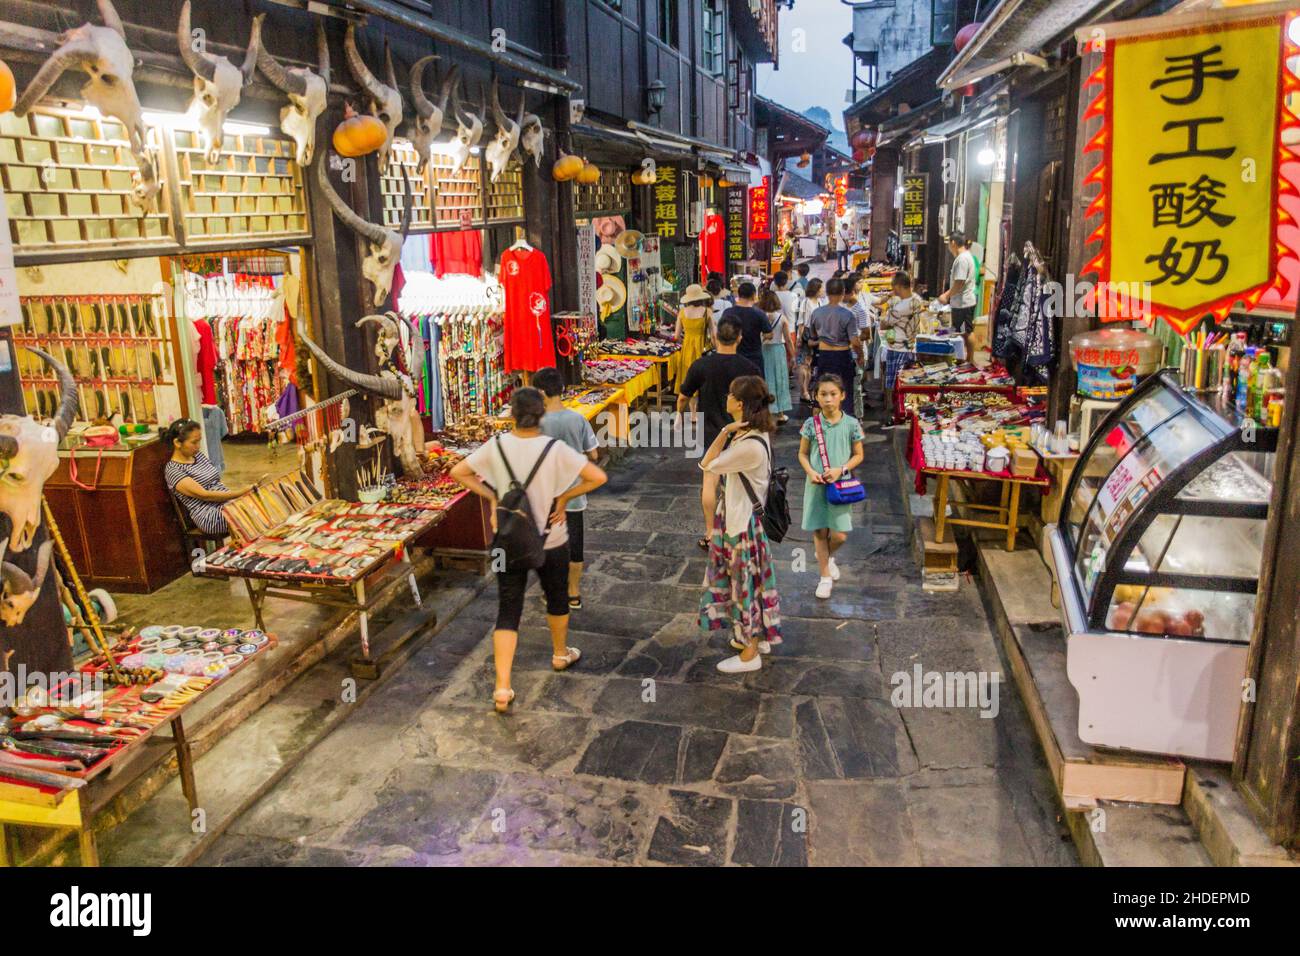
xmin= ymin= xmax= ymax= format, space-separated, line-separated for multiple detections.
xmin=12 ymin=0 xmax=159 ymax=208
xmin=409 ymin=56 xmax=458 ymax=174
xmin=0 ymin=350 xmax=78 ymax=553
xmin=448 ymin=77 xmax=485 ymax=176
xmin=178 ymin=0 xmax=262 ymax=163
xmin=257 ymin=20 xmax=330 ymax=167
xmin=344 ymin=23 xmax=403 ymax=172
xmin=519 ymin=110 xmax=547 ymax=168
xmin=297 ymin=312 xmax=425 ymax=478
xmin=485 ymin=79 xmax=525 ymax=183
xmin=316 ymin=154 xmax=412 ymax=308
xmin=0 ymin=540 xmax=54 ymax=628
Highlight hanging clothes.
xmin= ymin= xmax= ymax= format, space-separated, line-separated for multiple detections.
xmin=699 ymin=212 xmax=725 ymax=283
xmin=401 ymin=232 xmax=434 ymax=274
xmin=500 ymin=246 xmax=556 ymax=373
xmin=432 ymin=230 xmax=484 ymax=278
xmin=194 ymin=318 xmax=218 ymax=404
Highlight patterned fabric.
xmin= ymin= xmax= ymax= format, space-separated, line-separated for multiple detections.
xmin=884 ymin=347 xmax=916 ymax=390
xmin=698 ymin=510 xmax=783 ymax=645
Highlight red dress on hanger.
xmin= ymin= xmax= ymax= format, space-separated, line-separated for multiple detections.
xmin=500 ymin=246 xmax=556 ymax=372
xmin=699 ymin=212 xmax=725 ymax=282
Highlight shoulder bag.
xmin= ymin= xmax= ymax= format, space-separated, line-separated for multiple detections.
xmin=813 ymin=414 xmax=865 ymax=506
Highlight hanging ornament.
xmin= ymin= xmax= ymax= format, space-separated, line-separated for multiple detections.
xmin=552 ymin=149 xmax=584 ymax=181
xmin=576 ymin=160 xmax=601 ymax=184
xmin=332 ymin=103 xmax=388 ymax=158
xmin=0 ymin=59 xmax=15 ymax=114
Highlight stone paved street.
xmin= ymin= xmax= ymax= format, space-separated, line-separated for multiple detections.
xmin=197 ymin=377 xmax=1077 ymax=867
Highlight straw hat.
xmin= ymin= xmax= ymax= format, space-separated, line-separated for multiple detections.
xmin=680 ymin=283 xmax=711 ymax=305
xmin=614 ymin=229 xmax=644 ymax=257
xmin=594 ymin=243 xmax=623 ymax=275
xmin=595 ymin=275 xmax=627 ymax=312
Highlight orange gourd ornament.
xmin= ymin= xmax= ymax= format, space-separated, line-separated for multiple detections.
xmin=332 ymin=104 xmax=388 ymax=158
xmin=576 ymin=160 xmax=601 ymax=185
xmin=0 ymin=60 xmax=15 ymax=114
xmin=552 ymin=150 xmax=584 ymax=181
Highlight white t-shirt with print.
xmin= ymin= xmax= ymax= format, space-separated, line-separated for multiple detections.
xmin=950 ymin=250 xmax=977 ymax=308
xmin=464 ymin=432 xmax=589 ymax=550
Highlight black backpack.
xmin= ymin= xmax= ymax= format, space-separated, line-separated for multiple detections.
xmin=490 ymin=437 xmax=558 ymax=572
xmin=735 ymin=435 xmax=790 ymax=543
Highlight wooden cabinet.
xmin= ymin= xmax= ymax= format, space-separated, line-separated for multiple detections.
xmin=44 ymin=438 xmax=189 ymax=593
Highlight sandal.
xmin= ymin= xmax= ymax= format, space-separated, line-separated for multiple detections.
xmin=493 ymin=688 xmax=515 ymax=713
xmin=552 ymin=647 xmax=582 ymax=671
xmin=568 ymin=595 xmax=583 ymax=610
xmin=697 ymin=537 xmax=710 ymax=550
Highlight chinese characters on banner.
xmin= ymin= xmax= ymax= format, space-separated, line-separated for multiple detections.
xmin=652 ymin=163 xmax=681 ymax=240
xmin=726 ymin=187 xmax=747 ymax=265
xmin=833 ymin=175 xmax=848 ymax=217
xmin=575 ymin=221 xmax=597 ymax=319
xmin=748 ymin=175 xmax=771 ymax=241
xmin=1083 ymin=12 xmax=1300 ymax=333
xmin=900 ymin=173 xmax=928 ymax=245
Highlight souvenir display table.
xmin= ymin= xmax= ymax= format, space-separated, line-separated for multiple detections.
xmin=582 ymin=358 xmax=660 ymax=408
xmin=0 ymin=626 xmax=273 ymax=866
xmin=193 ymin=479 xmax=466 ymax=676
xmin=597 ymin=340 xmax=683 ymax=402
xmin=892 ymin=360 xmax=1017 ymax=422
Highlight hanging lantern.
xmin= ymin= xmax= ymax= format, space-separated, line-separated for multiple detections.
xmin=797 ymin=152 xmax=811 ymax=168
xmin=850 ymin=128 xmax=876 ymax=151
xmin=954 ymin=22 xmax=983 ymax=53
xmin=961 ymin=82 xmax=979 ymax=97
xmin=552 ymin=149 xmax=585 ymax=181
xmin=852 ymin=147 xmax=867 ymax=164
xmin=700 ymin=173 xmax=715 ymax=188
xmin=718 ymin=176 xmax=735 ymax=188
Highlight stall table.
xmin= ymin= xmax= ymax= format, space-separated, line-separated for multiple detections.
xmin=893 ymin=379 xmax=1018 ymax=423
xmin=595 ymin=347 xmax=681 ymax=406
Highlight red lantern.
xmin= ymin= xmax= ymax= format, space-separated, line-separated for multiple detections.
xmin=961 ymin=82 xmax=978 ymax=97
xmin=850 ymin=128 xmax=876 ymax=150
xmin=954 ymin=22 xmax=983 ymax=52
xmin=852 ymin=147 xmax=867 ymax=164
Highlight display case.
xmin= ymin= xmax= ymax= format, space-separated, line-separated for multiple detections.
xmin=1045 ymin=369 xmax=1276 ymax=761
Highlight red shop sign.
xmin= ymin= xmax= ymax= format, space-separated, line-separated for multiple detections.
xmin=748 ymin=175 xmax=771 ymax=241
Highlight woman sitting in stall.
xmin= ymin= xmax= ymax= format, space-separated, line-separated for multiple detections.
xmin=162 ymin=418 xmax=254 ymax=536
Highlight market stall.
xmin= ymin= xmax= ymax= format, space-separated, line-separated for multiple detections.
xmin=893 ymin=360 xmax=1018 ymax=422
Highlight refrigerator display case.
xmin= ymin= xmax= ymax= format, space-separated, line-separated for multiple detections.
xmin=1045 ymin=369 xmax=1276 ymax=761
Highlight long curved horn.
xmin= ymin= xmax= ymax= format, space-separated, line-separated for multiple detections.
xmin=13 ymin=41 xmax=93 ymax=116
xmin=27 ymin=348 xmax=78 ymax=441
xmin=515 ymin=89 xmax=527 ymax=129
xmin=317 ymin=20 xmax=331 ymax=90
xmin=438 ymin=63 xmax=460 ymax=112
xmin=384 ymin=41 xmax=399 ymax=96
xmin=344 ymin=23 xmax=388 ymax=104
xmin=411 ymin=55 xmax=438 ymax=119
xmin=490 ymin=78 xmax=507 ymax=128
xmin=258 ymin=34 xmax=309 ymax=96
xmin=356 ymin=313 xmax=400 ymax=337
xmin=297 ymin=319 xmax=402 ymax=400
xmin=315 ymin=154 xmax=390 ymax=245
xmin=97 ymin=0 xmax=126 ymax=39
xmin=242 ymin=15 xmax=264 ymax=86
xmin=398 ymin=164 xmax=414 ymax=241
xmin=178 ymin=1 xmax=217 ymax=83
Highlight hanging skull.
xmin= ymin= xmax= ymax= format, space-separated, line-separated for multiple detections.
xmin=177 ymin=0 xmax=262 ymax=163
xmin=0 ymin=540 xmax=54 ymax=627
xmin=297 ymin=312 xmax=425 ymax=478
xmin=485 ymin=79 xmax=525 ymax=183
xmin=12 ymin=0 xmax=160 ymax=208
xmin=257 ymin=19 xmax=330 ymax=167
xmin=344 ymin=23 xmax=403 ymax=171
xmin=448 ymin=77 xmax=485 ymax=176
xmin=0 ymin=349 xmax=78 ymax=553
xmin=316 ymin=154 xmax=412 ymax=308
xmin=409 ymin=56 xmax=458 ymax=174
xmin=519 ymin=110 xmax=547 ymax=168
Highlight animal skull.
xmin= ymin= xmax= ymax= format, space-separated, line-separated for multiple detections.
xmin=520 ymin=111 xmax=547 ymax=168
xmin=297 ymin=313 xmax=425 ymax=477
xmin=257 ymin=20 xmax=330 ymax=167
xmin=0 ymin=540 xmax=54 ymax=627
xmin=178 ymin=0 xmax=262 ymax=163
xmin=0 ymin=350 xmax=78 ymax=553
xmin=409 ymin=57 xmax=458 ymax=174
xmin=485 ymin=79 xmax=525 ymax=182
xmin=448 ymin=78 xmax=485 ymax=176
xmin=316 ymin=154 xmax=412 ymax=308
xmin=344 ymin=23 xmax=403 ymax=171
xmin=12 ymin=0 xmax=160 ymax=208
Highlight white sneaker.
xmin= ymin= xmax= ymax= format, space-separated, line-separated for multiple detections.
xmin=757 ymin=641 xmax=772 ymax=654
xmin=717 ymin=653 xmax=762 ymax=673
xmin=815 ymin=577 xmax=833 ymax=599
xmin=828 ymin=558 xmax=841 ymax=582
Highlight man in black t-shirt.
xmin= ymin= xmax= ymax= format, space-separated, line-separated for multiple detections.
xmin=677 ymin=316 xmax=761 ymax=545
xmin=720 ymin=281 xmax=772 ymax=370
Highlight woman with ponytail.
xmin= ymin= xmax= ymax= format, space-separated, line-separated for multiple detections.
xmin=162 ymin=418 xmax=252 ymax=536
xmin=697 ymin=375 xmax=783 ymax=673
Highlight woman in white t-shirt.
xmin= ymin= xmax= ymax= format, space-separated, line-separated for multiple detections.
xmin=699 ymin=375 xmax=783 ymax=674
xmin=452 ymin=388 xmax=608 ymax=712
xmin=758 ymin=287 xmax=793 ymax=422
xmin=792 ymin=277 xmax=825 ymax=404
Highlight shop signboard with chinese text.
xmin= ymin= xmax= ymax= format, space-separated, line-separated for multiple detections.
xmin=748 ymin=175 xmax=771 ymax=241
xmin=1081 ymin=9 xmax=1300 ymax=333
xmin=901 ymin=173 xmax=928 ymax=244
xmin=652 ymin=164 xmax=682 ymax=240
xmin=726 ymin=186 xmax=747 ymax=264
xmin=576 ymin=220 xmax=597 ymax=319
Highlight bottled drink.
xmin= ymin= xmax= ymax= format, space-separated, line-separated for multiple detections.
xmin=1236 ymin=347 xmax=1254 ymax=413
xmin=1249 ymin=351 xmax=1270 ymax=421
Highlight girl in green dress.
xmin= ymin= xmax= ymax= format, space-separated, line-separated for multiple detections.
xmin=798 ymin=374 xmax=865 ymax=599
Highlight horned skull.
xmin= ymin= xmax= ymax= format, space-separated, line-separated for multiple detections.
xmin=257 ymin=20 xmax=330 ymax=167
xmin=520 ymin=111 xmax=547 ymax=168
xmin=409 ymin=56 xmax=458 ymax=174
xmin=12 ymin=0 xmax=160 ymax=208
xmin=448 ymin=78 xmax=485 ymax=176
xmin=0 ymin=541 xmax=54 ymax=627
xmin=316 ymin=154 xmax=412 ymax=308
xmin=485 ymin=79 xmax=525 ymax=183
xmin=344 ymin=23 xmax=403 ymax=171
xmin=297 ymin=313 xmax=425 ymax=478
xmin=0 ymin=350 xmax=78 ymax=553
xmin=178 ymin=0 xmax=262 ymax=163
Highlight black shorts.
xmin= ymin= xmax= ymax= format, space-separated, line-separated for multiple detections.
xmin=566 ymin=509 xmax=584 ymax=564
xmin=495 ymin=545 xmax=569 ymax=631
xmin=952 ymin=306 xmax=976 ymax=333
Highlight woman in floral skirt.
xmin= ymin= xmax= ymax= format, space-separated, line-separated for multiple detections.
xmin=698 ymin=375 xmax=783 ymax=673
